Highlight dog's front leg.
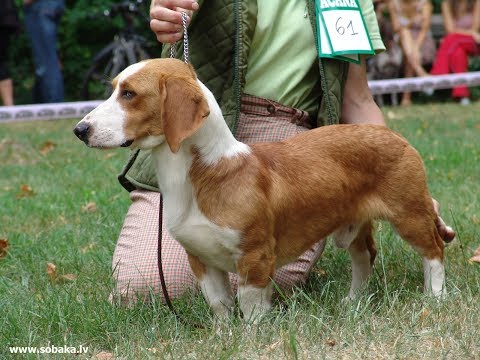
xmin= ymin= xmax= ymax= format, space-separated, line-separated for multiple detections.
xmin=344 ymin=222 xmax=377 ymax=298
xmin=236 ymin=246 xmax=275 ymax=323
xmin=237 ymin=281 xmax=273 ymax=323
xmin=187 ymin=253 xmax=234 ymax=317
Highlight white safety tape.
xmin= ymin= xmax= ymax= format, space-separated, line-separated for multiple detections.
xmin=368 ymin=71 xmax=480 ymax=95
xmin=1 ymin=72 xmax=480 ymax=123
xmin=0 ymin=101 xmax=102 ymax=123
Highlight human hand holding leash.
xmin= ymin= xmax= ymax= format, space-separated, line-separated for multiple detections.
xmin=150 ymin=0 xmax=198 ymax=43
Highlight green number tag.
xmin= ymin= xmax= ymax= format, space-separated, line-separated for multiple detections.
xmin=315 ymin=0 xmax=375 ymax=64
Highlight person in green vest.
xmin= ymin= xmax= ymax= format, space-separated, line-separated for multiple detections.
xmin=110 ymin=0 xmax=453 ymax=306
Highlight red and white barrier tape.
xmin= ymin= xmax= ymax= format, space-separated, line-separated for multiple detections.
xmin=1 ymin=72 xmax=480 ymax=123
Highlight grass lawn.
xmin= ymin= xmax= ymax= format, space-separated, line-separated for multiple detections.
xmin=1 ymin=103 xmax=479 ymax=359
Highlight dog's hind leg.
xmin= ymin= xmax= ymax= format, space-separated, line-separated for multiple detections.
xmin=345 ymin=221 xmax=377 ymax=298
xmin=389 ymin=205 xmax=446 ymax=297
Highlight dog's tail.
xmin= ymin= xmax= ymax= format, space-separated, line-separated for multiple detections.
xmin=436 ymin=215 xmax=455 ymax=243
xmin=433 ymin=199 xmax=455 ymax=243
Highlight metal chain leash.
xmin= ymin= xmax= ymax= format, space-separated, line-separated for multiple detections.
xmin=169 ymin=12 xmax=189 ymax=63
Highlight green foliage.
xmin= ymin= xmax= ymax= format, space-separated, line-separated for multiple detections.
xmin=9 ymin=0 xmax=161 ymax=104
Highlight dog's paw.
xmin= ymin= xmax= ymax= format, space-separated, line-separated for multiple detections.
xmin=342 ymin=293 xmax=356 ymax=304
xmin=427 ymin=287 xmax=447 ymax=300
xmin=241 ymin=302 xmax=271 ymax=324
xmin=210 ymin=300 xmax=234 ymax=319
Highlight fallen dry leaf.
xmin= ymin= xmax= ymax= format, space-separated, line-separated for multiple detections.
xmin=386 ymin=111 xmax=396 ymax=120
xmin=0 ymin=239 xmax=9 ymax=259
xmin=474 ymin=246 xmax=480 ymax=256
xmin=312 ymin=268 xmax=327 ymax=277
xmin=81 ymin=243 xmax=95 ymax=254
xmin=16 ymin=184 xmax=35 ymax=198
xmin=472 ymin=214 xmax=479 ymax=225
xmin=95 ymin=351 xmax=114 ymax=359
xmin=81 ymin=202 xmax=97 ymax=212
xmin=39 ymin=141 xmax=56 ymax=155
xmin=46 ymin=262 xmax=57 ymax=280
xmin=60 ymin=273 xmax=77 ymax=281
xmin=264 ymin=341 xmax=280 ymax=353
xmin=326 ymin=339 xmax=336 ymax=347
xmin=469 ymin=245 xmax=480 ymax=264
xmin=419 ymin=308 xmax=431 ymax=321
xmin=110 ymin=194 xmax=121 ymax=202
xmin=104 ymin=152 xmax=116 ymax=159
xmin=46 ymin=262 xmax=77 ymax=283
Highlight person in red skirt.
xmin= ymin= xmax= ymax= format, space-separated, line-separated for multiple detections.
xmin=429 ymin=0 xmax=480 ymax=105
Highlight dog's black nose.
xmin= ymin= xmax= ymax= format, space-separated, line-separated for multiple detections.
xmin=73 ymin=122 xmax=91 ymax=143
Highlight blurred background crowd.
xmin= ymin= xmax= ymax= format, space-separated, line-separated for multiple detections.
xmin=1 ymin=0 xmax=479 ymax=107
xmin=369 ymin=0 xmax=480 ymax=106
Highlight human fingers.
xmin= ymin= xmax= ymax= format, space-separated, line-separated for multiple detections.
xmin=150 ymin=5 xmax=191 ymax=25
xmin=150 ymin=7 xmax=193 ymax=43
xmin=150 ymin=2 xmax=196 ymax=43
xmin=151 ymin=24 xmax=183 ymax=43
xmin=150 ymin=0 xmax=198 ymax=13
xmin=150 ymin=10 xmax=183 ymax=33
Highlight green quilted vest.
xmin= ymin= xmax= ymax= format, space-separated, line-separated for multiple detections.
xmin=118 ymin=0 xmax=349 ymax=192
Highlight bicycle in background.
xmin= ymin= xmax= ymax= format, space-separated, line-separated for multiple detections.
xmin=82 ymin=0 xmax=151 ymax=100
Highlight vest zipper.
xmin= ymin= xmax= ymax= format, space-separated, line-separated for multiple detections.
xmin=232 ymin=0 xmax=241 ymax=135
xmin=308 ymin=0 xmax=336 ymax=126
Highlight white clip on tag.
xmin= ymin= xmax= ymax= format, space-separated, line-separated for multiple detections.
xmin=315 ymin=0 xmax=374 ymax=64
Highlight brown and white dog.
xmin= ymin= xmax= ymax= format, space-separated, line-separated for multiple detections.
xmin=74 ymin=58 xmax=451 ymax=321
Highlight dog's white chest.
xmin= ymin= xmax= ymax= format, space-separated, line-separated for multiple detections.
xmin=166 ymin=200 xmax=242 ymax=273
xmin=154 ymin=144 xmax=245 ymax=274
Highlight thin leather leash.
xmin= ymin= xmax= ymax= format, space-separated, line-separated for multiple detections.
xmin=157 ymin=196 xmax=203 ymax=328
xmin=157 ymin=12 xmax=203 ymax=328
xmin=156 ymin=196 xmax=177 ymax=318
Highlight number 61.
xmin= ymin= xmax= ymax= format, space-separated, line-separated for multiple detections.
xmin=335 ymin=17 xmax=358 ymax=36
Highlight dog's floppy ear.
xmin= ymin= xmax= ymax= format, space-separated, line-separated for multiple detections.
xmin=160 ymin=75 xmax=210 ymax=153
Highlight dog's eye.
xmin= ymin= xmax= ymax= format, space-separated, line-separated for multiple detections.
xmin=121 ymin=90 xmax=135 ymax=99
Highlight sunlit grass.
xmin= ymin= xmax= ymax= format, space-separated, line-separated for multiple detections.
xmin=1 ymin=103 xmax=479 ymax=358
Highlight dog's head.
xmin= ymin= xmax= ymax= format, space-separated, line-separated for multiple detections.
xmin=73 ymin=58 xmax=210 ymax=153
